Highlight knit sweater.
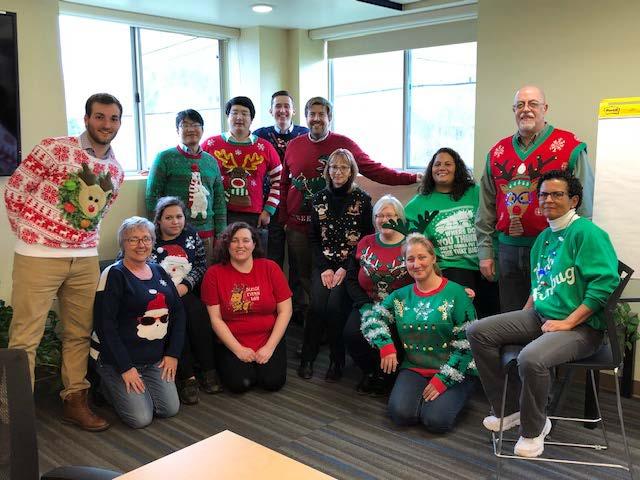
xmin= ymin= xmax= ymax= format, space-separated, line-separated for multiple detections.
xmin=145 ymin=146 xmax=226 ymax=238
xmin=309 ymin=185 xmax=374 ymax=272
xmin=150 ymin=225 xmax=207 ymax=294
xmin=4 ymin=135 xmax=124 ymax=249
xmin=201 ymin=133 xmax=282 ymax=216
xmin=405 ymin=186 xmax=480 ymax=271
xmin=92 ymin=261 xmax=186 ymax=374
xmin=530 ymin=217 xmax=619 ymax=330
xmin=253 ymin=125 xmax=309 ymax=162
xmin=280 ymin=132 xmax=418 ymax=232
xmin=361 ymin=278 xmax=478 ymax=393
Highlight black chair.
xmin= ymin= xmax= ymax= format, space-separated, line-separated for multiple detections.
xmin=493 ymin=261 xmax=635 ymax=479
xmin=0 ymin=348 xmax=121 ymax=480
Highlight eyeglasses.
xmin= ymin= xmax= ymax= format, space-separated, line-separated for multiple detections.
xmin=125 ymin=236 xmax=153 ymax=245
xmin=179 ymin=122 xmax=202 ymax=130
xmin=514 ymin=100 xmax=545 ymax=111
xmin=329 ymin=165 xmax=351 ymax=172
xmin=538 ymin=191 xmax=567 ymax=200
xmin=375 ymin=214 xmax=398 ymax=220
xmin=229 ymin=110 xmax=251 ymax=118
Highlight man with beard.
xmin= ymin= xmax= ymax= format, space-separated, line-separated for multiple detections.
xmin=475 ymin=85 xmax=594 ymax=313
xmin=4 ymin=93 xmax=125 ymax=431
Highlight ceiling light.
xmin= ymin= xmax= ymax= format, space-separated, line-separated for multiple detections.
xmin=252 ymin=4 xmax=273 ymax=13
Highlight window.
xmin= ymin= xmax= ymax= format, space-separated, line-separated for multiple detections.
xmin=59 ymin=15 xmax=223 ymax=172
xmin=330 ymin=42 xmax=476 ymax=170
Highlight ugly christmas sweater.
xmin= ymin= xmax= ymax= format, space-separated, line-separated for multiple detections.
xmin=145 ymin=146 xmax=226 ymax=238
xmin=530 ymin=217 xmax=619 ymax=331
xmin=201 ymin=133 xmax=282 ymax=216
xmin=280 ymin=132 xmax=418 ymax=232
xmin=310 ymin=184 xmax=374 ymax=273
xmin=361 ymin=278 xmax=478 ymax=393
xmin=4 ymin=135 xmax=124 ymax=249
xmin=404 ymin=185 xmax=480 ymax=271
xmin=253 ymin=125 xmax=309 ymax=162
xmin=150 ymin=224 xmax=207 ymax=294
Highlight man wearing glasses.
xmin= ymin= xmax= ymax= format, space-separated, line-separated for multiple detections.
xmin=475 ymin=85 xmax=594 ymax=313
xmin=4 ymin=93 xmax=125 ymax=431
xmin=146 ymin=109 xmax=227 ymax=264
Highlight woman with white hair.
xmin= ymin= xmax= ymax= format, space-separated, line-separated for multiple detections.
xmin=92 ymin=216 xmax=185 ymax=428
xmin=344 ymin=194 xmax=412 ymax=395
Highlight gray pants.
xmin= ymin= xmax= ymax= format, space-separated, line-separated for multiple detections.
xmin=467 ymin=309 xmax=603 ymax=437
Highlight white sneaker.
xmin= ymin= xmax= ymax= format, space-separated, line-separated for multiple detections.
xmin=483 ymin=411 xmax=520 ymax=432
xmin=514 ymin=418 xmax=552 ymax=458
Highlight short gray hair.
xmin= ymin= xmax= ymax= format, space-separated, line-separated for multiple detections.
xmin=372 ymin=194 xmax=405 ymax=225
xmin=117 ymin=216 xmax=156 ymax=251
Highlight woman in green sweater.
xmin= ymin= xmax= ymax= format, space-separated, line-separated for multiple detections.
xmin=467 ymin=169 xmax=619 ymax=458
xmin=361 ymin=233 xmax=478 ymax=433
xmin=405 ymin=147 xmax=498 ymax=318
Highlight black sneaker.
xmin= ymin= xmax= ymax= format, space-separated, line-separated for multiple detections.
xmin=324 ymin=362 xmax=343 ymax=383
xmin=200 ymin=369 xmax=223 ymax=394
xmin=356 ymin=372 xmax=375 ymax=395
xmin=297 ymin=360 xmax=313 ymax=379
xmin=178 ymin=377 xmax=199 ymax=405
xmin=370 ymin=373 xmax=393 ymax=397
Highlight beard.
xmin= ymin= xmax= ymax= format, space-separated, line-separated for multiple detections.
xmin=86 ymin=123 xmax=117 ymax=146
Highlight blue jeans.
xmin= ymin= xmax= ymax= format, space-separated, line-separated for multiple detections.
xmin=96 ymin=359 xmax=180 ymax=429
xmin=388 ymin=369 xmax=477 ymax=433
xmin=498 ymin=243 xmax=531 ymax=312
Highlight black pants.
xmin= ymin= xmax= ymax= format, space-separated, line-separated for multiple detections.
xmin=442 ymin=267 xmax=500 ymax=319
xmin=215 ymin=338 xmax=287 ymax=393
xmin=302 ymin=269 xmax=351 ymax=364
xmin=177 ymin=292 xmax=216 ymax=381
xmin=344 ymin=308 xmax=379 ymax=374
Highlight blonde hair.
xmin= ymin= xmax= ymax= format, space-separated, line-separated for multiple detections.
xmin=323 ymin=148 xmax=359 ymax=192
xmin=402 ymin=233 xmax=442 ymax=276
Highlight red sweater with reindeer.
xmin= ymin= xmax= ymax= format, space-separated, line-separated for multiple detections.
xmin=201 ymin=133 xmax=282 ymax=216
xmin=488 ymin=127 xmax=585 ymax=241
xmin=4 ymin=135 xmax=124 ymax=250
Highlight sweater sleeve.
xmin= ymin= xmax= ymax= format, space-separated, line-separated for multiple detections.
xmin=475 ymin=155 xmax=497 ymax=261
xmin=360 ymin=292 xmax=398 ymax=356
xmin=145 ymin=152 xmax=168 ymax=217
xmin=431 ymin=289 xmax=478 ymax=393
xmin=182 ymin=232 xmax=207 ymax=291
xmin=263 ymin=142 xmax=282 ymax=215
xmin=94 ymin=267 xmax=134 ymax=374
xmin=211 ymin=161 xmax=227 ymax=237
xmin=572 ymin=149 xmax=593 ymax=220
xmin=345 ymin=253 xmax=371 ymax=308
xmin=346 ymin=137 xmax=418 ymax=185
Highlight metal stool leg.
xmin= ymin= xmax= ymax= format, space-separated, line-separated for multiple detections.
xmin=588 ymin=369 xmax=609 ymax=450
xmin=613 ymin=367 xmax=635 ymax=480
xmin=495 ymin=371 xmax=510 ymax=480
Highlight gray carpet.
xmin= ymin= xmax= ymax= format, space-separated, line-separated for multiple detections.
xmin=35 ymin=326 xmax=639 ymax=479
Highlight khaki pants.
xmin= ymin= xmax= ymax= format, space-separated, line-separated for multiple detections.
xmin=9 ymin=254 xmax=99 ymax=399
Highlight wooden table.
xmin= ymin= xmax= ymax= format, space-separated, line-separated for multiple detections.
xmin=116 ymin=430 xmax=335 ymax=479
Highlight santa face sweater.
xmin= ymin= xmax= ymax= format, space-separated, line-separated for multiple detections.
xmin=92 ymin=261 xmax=186 ymax=374
xmin=150 ymin=224 xmax=207 ymax=293
xmin=145 ymin=146 xmax=227 ymax=238
xmin=4 ymin=135 xmax=124 ymax=249
xmin=280 ymin=132 xmax=418 ymax=232
xmin=310 ymin=185 xmax=374 ymax=272
xmin=530 ymin=217 xmax=619 ymax=330
xmin=201 ymin=133 xmax=282 ymax=216
xmin=361 ymin=278 xmax=478 ymax=393
xmin=404 ymin=185 xmax=480 ymax=271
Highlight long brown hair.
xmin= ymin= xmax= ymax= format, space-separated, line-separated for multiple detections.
xmin=214 ymin=222 xmax=265 ymax=264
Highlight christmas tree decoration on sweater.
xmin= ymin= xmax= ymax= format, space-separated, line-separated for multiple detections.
xmin=188 ymin=163 xmax=210 ymax=219
xmin=58 ymin=163 xmax=114 ymax=230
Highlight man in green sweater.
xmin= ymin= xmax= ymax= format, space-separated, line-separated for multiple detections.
xmin=146 ymin=109 xmax=226 ymax=264
xmin=467 ymin=169 xmax=619 ymax=458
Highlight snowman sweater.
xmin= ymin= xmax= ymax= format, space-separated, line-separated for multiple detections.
xmin=92 ymin=261 xmax=186 ymax=374
xmin=146 ymin=146 xmax=227 ymax=238
xmin=4 ymin=135 xmax=124 ymax=249
xmin=150 ymin=225 xmax=207 ymax=294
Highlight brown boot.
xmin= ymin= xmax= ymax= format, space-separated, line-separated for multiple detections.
xmin=62 ymin=390 xmax=110 ymax=432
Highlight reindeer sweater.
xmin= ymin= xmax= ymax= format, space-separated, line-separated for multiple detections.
xmin=4 ymin=135 xmax=123 ymax=250
xmin=201 ymin=133 xmax=282 ymax=216
xmin=146 ymin=146 xmax=226 ymax=238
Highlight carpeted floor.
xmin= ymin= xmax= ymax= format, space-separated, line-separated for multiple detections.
xmin=35 ymin=326 xmax=639 ymax=479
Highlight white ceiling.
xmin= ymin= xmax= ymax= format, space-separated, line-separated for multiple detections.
xmin=62 ymin=0 xmax=463 ymax=30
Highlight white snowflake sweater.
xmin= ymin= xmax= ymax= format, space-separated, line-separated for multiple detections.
xmin=4 ymin=136 xmax=124 ymax=249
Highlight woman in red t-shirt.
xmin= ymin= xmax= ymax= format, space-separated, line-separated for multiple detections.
xmin=201 ymin=222 xmax=292 ymax=392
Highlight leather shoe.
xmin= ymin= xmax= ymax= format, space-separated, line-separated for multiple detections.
xmin=324 ymin=362 xmax=343 ymax=383
xmin=356 ymin=372 xmax=374 ymax=395
xmin=297 ymin=361 xmax=313 ymax=379
xmin=62 ymin=390 xmax=110 ymax=432
xmin=199 ymin=369 xmax=223 ymax=394
xmin=178 ymin=377 xmax=200 ymax=405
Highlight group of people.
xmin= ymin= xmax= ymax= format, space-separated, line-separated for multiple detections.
xmin=4 ymin=85 xmax=621 ymax=460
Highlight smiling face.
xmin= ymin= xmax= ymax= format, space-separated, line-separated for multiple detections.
xmin=84 ymin=102 xmax=121 ymax=146
xmin=306 ymin=104 xmax=330 ymax=140
xmin=270 ymin=95 xmax=294 ymax=131
xmin=229 ymin=228 xmax=255 ymax=263
xmin=227 ymin=104 xmax=252 ymax=139
xmin=158 ymin=205 xmax=185 ymax=240
xmin=123 ymin=226 xmax=153 ymax=263
xmin=431 ymin=151 xmax=456 ymax=191
xmin=513 ymin=86 xmax=548 ymax=138
xmin=405 ymin=242 xmax=436 ymax=283
xmin=328 ymin=154 xmax=352 ymax=189
xmin=178 ymin=117 xmax=203 ymax=150
xmin=538 ymin=178 xmax=578 ymax=221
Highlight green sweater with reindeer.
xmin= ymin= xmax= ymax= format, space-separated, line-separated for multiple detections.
xmin=361 ymin=278 xmax=478 ymax=393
